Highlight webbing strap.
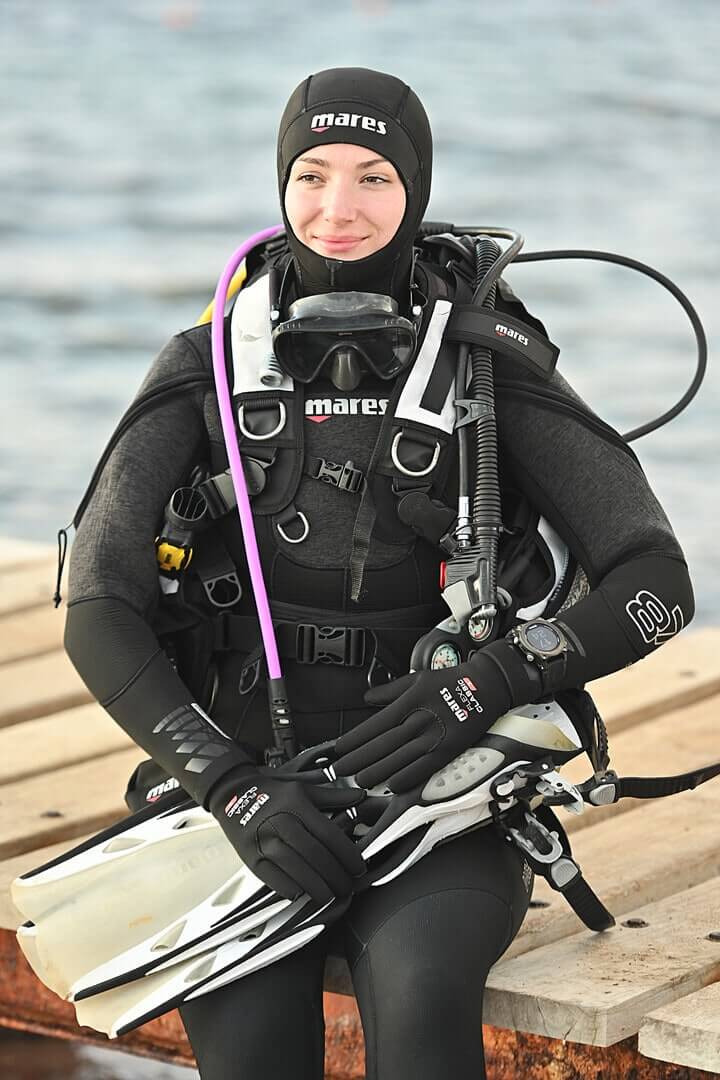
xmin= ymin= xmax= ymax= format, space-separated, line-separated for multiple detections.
xmin=517 ymin=805 xmax=616 ymax=932
xmin=558 ymin=876 xmax=616 ymax=932
xmin=611 ymin=761 xmax=720 ymax=802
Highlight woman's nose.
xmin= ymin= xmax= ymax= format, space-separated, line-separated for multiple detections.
xmin=321 ymin=179 xmax=357 ymax=223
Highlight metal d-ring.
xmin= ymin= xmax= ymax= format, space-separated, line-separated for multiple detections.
xmin=238 ymin=401 xmax=287 ymax=441
xmin=276 ymin=511 xmax=310 ymax=544
xmin=390 ymin=431 xmax=441 ymax=477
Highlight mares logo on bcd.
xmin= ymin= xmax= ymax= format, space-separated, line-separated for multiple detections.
xmin=311 ymin=112 xmax=388 ymax=136
xmin=495 ymin=323 xmax=529 ymax=347
xmin=305 ymin=396 xmax=388 ymax=422
xmin=625 ymin=589 xmax=684 ymax=647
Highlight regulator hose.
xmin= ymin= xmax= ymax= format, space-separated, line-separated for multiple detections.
xmin=510 ymin=248 xmax=707 ymax=443
xmin=469 ymin=236 xmax=503 ymax=620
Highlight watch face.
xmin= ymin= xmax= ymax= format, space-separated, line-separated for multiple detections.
xmin=524 ymin=622 xmax=563 ymax=655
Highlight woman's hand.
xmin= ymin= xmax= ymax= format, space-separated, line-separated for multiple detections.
xmin=208 ymin=766 xmax=367 ymax=906
xmin=332 ymin=656 xmax=513 ymax=793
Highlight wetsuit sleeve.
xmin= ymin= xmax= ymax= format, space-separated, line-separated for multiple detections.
xmin=64 ymin=330 xmax=253 ymax=805
xmin=482 ymin=365 xmax=694 ymax=690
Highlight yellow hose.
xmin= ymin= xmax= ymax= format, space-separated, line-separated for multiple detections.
xmin=195 ymin=263 xmax=248 ymax=326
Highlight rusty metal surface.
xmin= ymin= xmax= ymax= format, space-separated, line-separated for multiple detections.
xmin=483 ymin=1026 xmax=719 ymax=1080
xmin=3 ymin=929 xmax=716 ymax=1079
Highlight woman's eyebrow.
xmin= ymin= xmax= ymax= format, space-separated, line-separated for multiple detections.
xmin=295 ymin=155 xmax=390 ymax=170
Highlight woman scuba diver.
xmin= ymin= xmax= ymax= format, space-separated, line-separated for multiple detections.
xmin=57 ymin=67 xmax=694 ymax=1078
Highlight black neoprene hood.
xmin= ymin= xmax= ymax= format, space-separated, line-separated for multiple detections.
xmin=277 ymin=67 xmax=433 ymax=303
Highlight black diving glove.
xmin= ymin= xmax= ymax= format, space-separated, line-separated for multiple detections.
xmin=207 ymin=765 xmax=367 ymax=906
xmin=333 ymin=650 xmax=530 ymax=793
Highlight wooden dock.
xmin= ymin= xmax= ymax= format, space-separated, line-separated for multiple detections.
xmin=0 ymin=537 xmax=719 ymax=1078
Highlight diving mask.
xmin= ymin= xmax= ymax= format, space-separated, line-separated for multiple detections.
xmin=271 ymin=292 xmax=417 ymax=389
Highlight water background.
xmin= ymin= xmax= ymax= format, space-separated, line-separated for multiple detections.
xmin=2 ymin=0 xmax=719 ymax=621
xmin=0 ymin=0 xmax=718 ymax=1071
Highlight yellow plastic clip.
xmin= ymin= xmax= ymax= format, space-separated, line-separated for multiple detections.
xmin=195 ymin=263 xmax=248 ymax=326
xmin=156 ymin=541 xmax=193 ymax=575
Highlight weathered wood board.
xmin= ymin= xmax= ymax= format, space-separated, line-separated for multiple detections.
xmin=0 ymin=651 xmax=92 ymax=729
xmin=0 ymin=702 xmax=133 ymax=786
xmin=638 ymin=981 xmax=720 ymax=1074
xmin=590 ymin=627 xmax=720 ymax=732
xmin=0 ymin=747 xmax=146 ymax=860
xmin=0 ymin=540 xmax=55 ymax=568
xmin=485 ymin=876 xmax=720 ymax=1047
xmin=0 ymin=607 xmax=65 ymax=666
xmin=0 ymin=556 xmax=59 ymax=616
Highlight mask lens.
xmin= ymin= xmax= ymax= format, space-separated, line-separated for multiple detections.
xmin=271 ymin=293 xmax=417 ymax=383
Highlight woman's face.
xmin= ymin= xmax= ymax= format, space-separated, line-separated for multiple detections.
xmin=284 ymin=142 xmax=406 ymax=261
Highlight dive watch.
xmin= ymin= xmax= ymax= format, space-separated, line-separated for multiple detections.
xmin=506 ymin=619 xmax=569 ymax=694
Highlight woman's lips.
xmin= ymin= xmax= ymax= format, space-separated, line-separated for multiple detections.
xmin=314 ymin=236 xmax=366 ymax=252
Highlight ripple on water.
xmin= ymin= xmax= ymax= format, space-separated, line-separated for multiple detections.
xmin=1 ymin=0 xmax=718 ymax=619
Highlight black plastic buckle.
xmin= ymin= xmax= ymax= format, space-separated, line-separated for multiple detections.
xmin=498 ymin=811 xmax=578 ymax=893
xmin=315 ymin=459 xmax=364 ymax=494
xmin=579 ymin=770 xmax=620 ymax=807
xmin=454 ymin=398 xmax=495 ymax=428
xmin=296 ymin=624 xmax=366 ymax=666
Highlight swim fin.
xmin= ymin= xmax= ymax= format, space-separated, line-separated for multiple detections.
xmin=12 ymin=791 xmax=286 ymax=1001
xmin=11 ymin=701 xmax=585 ymax=1038
xmin=356 ymin=698 xmax=586 ymax=886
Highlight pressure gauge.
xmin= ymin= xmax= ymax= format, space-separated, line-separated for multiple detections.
xmin=430 ymin=642 xmax=461 ymax=669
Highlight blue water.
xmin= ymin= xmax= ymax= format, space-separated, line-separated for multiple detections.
xmin=2 ymin=0 xmax=719 ymax=628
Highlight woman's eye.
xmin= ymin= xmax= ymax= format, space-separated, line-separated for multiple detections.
xmin=296 ymin=172 xmax=321 ymax=183
xmin=362 ymin=175 xmax=389 ymax=185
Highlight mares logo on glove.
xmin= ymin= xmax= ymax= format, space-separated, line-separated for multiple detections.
xmin=439 ymin=676 xmax=484 ymax=723
xmin=225 ymin=785 xmax=270 ymax=827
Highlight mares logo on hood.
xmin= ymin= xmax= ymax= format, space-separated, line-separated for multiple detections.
xmin=278 ymin=68 xmax=432 ymax=298
xmin=310 ymin=112 xmax=388 ymax=135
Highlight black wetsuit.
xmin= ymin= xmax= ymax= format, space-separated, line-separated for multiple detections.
xmin=178 ymin=827 xmax=529 ymax=1080
xmin=64 ymin=270 xmax=693 ymax=1079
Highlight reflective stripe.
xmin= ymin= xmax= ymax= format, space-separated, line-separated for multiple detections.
xmin=394 ymin=299 xmax=455 ymax=433
xmin=231 ymin=275 xmax=294 ymax=396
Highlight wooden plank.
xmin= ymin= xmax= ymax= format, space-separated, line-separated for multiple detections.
xmin=0 ymin=703 xmax=133 ymax=786
xmin=0 ymin=747 xmax=146 ymax=861
xmin=0 ymin=539 xmax=55 ymax=571
xmin=0 ymin=558 xmax=59 ymax=616
xmin=560 ymin=691 xmax=720 ymax=835
xmin=485 ymin=876 xmax=720 ymax=1047
xmin=0 ymin=607 xmax=65 ymax=666
xmin=0 ymin=837 xmax=93 ymax=930
xmin=638 ymin=982 xmax=720 ymax=1074
xmin=590 ymin=628 xmax=720 ymax=734
xmin=508 ymin=772 xmax=720 ymax=960
xmin=0 ymin=651 xmax=91 ymax=729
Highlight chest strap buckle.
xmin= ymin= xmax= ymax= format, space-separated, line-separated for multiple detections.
xmin=310 ymin=458 xmax=365 ymax=494
xmin=296 ymin=624 xmax=367 ymax=666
